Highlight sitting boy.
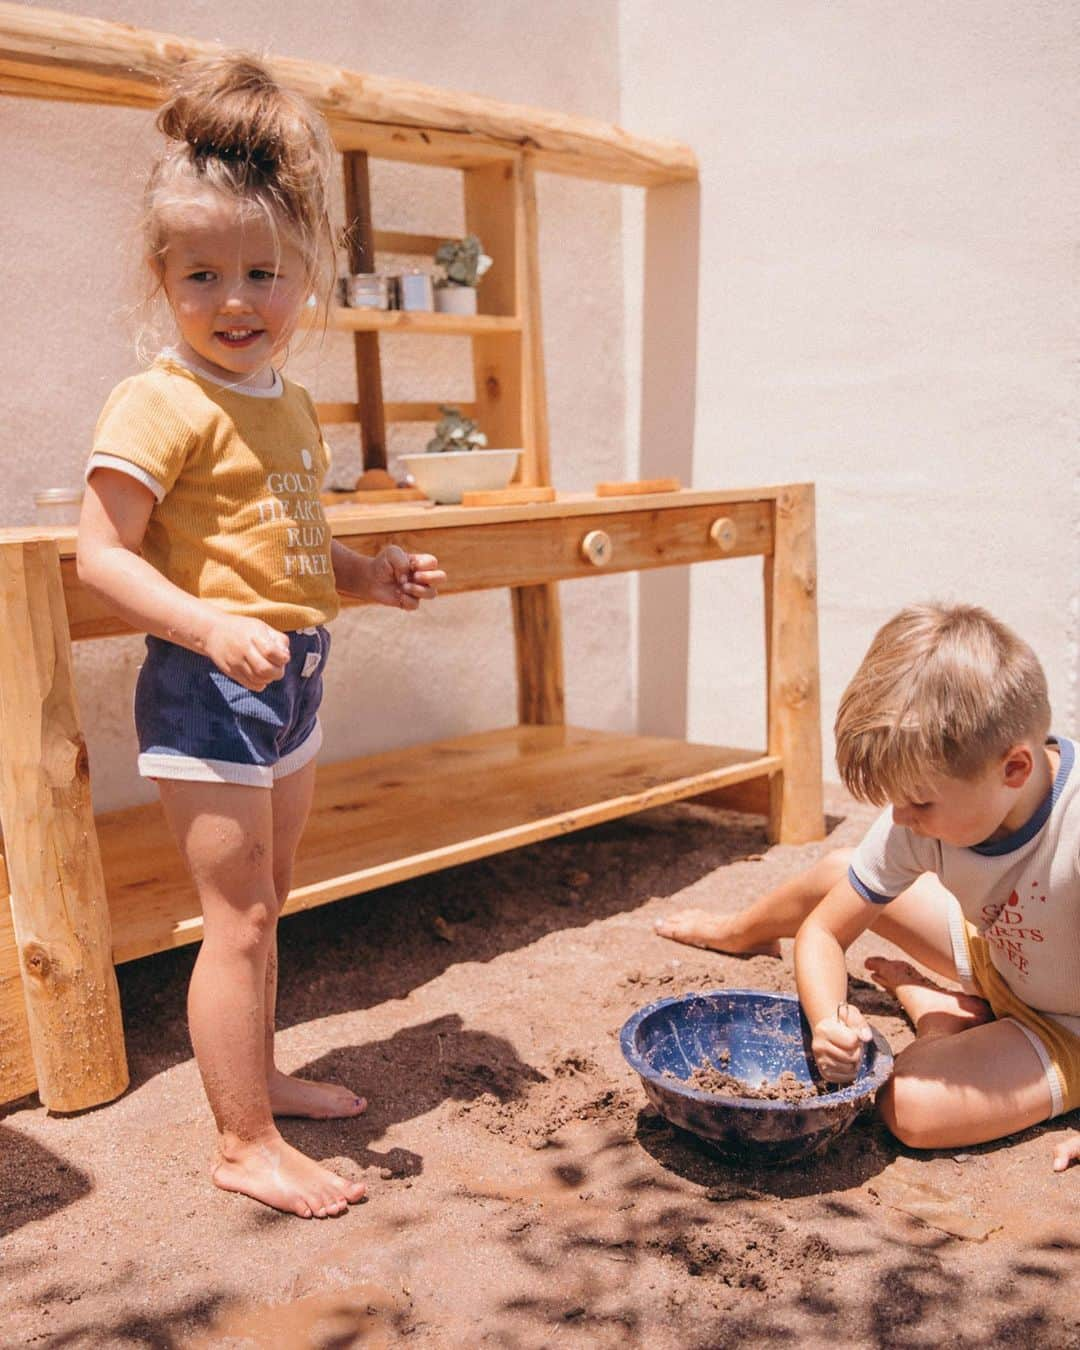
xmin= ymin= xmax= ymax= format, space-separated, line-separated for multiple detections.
xmin=657 ymin=603 xmax=1080 ymax=1170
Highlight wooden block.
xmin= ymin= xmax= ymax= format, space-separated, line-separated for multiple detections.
xmin=460 ymin=486 xmax=557 ymax=507
xmin=595 ymin=478 xmax=681 ymax=497
xmin=321 ymin=488 xmax=427 ymax=506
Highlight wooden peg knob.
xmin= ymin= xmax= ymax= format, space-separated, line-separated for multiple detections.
xmin=709 ymin=516 xmax=737 ymax=552
xmin=580 ymin=529 xmax=613 ymax=566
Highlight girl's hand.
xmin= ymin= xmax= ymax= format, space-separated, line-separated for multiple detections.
xmin=204 ymin=615 xmax=290 ymax=691
xmin=1052 ymin=1132 xmax=1080 ymax=1174
xmin=811 ymin=1003 xmax=873 ymax=1084
xmin=369 ymin=545 xmax=446 ymax=610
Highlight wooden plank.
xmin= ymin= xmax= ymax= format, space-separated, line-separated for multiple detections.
xmin=596 ymin=478 xmax=680 ymax=496
xmin=372 ymin=230 xmax=445 ymax=257
xmin=95 ymin=727 xmax=779 ymax=963
xmin=323 ymin=488 xmax=427 ymax=507
xmin=764 ymin=485 xmax=824 ymax=843
xmin=56 ymin=498 xmax=776 ymax=641
xmin=0 ymin=4 xmax=698 ymax=187
xmin=0 ymin=487 xmax=807 ymax=556
xmin=343 ymin=151 xmax=387 ymax=472
xmin=385 ymin=402 xmax=478 ymax=423
xmin=460 ymin=486 xmax=556 ymax=507
xmin=322 ymin=309 xmax=522 ymax=335
xmin=0 ymin=540 xmax=128 ymax=1110
xmin=512 ymin=584 xmax=564 ymax=724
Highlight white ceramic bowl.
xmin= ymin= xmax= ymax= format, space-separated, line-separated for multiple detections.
xmin=397 ymin=449 xmax=522 ymax=504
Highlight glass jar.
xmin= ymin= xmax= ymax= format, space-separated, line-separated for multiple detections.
xmin=34 ymin=488 xmax=83 ymax=526
xmin=346 ymin=273 xmax=391 ymax=309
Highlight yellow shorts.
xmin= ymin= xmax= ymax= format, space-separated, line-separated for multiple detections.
xmin=950 ymin=912 xmax=1080 ymax=1117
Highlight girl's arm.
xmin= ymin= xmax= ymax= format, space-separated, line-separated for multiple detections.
xmin=794 ymin=876 xmax=877 ymax=1081
xmin=78 ymin=469 xmax=289 ymax=691
xmin=331 ymin=540 xmax=445 ymax=609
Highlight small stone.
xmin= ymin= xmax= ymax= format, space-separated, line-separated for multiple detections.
xmin=379 ymin=1167 xmax=395 ymax=1180
xmin=527 ymin=1135 xmax=550 ymax=1150
xmin=432 ymin=915 xmax=455 ymax=943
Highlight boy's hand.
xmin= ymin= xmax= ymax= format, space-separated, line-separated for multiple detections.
xmin=811 ymin=1003 xmax=873 ymax=1083
xmin=204 ymin=614 xmax=290 ymax=692
xmin=1052 ymin=1132 xmax=1080 ymax=1174
xmin=368 ymin=545 xmax=445 ymax=610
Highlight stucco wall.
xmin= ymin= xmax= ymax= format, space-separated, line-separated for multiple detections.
xmin=1 ymin=0 xmax=633 ymax=811
xmin=5 ymin=2 xmax=1077 ymax=812
xmin=621 ymin=1 xmax=1079 ymax=766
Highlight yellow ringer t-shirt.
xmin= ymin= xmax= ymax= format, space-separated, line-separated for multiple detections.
xmin=86 ymin=354 xmax=339 ymax=631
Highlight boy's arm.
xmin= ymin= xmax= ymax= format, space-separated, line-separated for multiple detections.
xmin=795 ymin=874 xmax=878 ymax=1081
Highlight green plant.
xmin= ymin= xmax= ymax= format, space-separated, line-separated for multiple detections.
xmin=425 ymin=405 xmax=488 ymax=453
xmin=434 ymin=234 xmax=493 ymax=289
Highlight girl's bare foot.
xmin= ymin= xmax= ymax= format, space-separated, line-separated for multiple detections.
xmin=213 ymin=1133 xmax=367 ymax=1218
xmin=654 ymin=908 xmax=781 ymax=957
xmin=269 ymin=1069 xmax=368 ymax=1119
xmin=865 ymin=956 xmax=993 ymax=1038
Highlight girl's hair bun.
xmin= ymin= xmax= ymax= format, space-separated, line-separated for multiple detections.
xmin=157 ymin=54 xmax=292 ymax=182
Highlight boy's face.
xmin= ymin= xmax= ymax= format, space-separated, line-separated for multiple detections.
xmin=889 ymin=747 xmax=1034 ymax=848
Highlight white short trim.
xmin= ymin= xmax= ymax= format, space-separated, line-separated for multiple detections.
xmin=947 ymin=899 xmax=976 ymax=989
xmin=86 ymin=454 xmax=167 ymax=503
xmin=1005 ymin=1018 xmax=1065 ymax=1117
xmin=138 ymin=750 xmax=271 ymax=788
xmin=273 ymin=722 xmax=323 ymax=779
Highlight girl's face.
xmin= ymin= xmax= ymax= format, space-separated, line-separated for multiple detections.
xmin=158 ymin=191 xmax=310 ymax=388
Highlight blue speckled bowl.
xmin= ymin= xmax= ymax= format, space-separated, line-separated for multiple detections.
xmin=620 ymin=989 xmax=893 ymax=1165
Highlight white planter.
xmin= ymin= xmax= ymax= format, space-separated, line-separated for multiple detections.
xmin=434 ymin=286 xmax=478 ymax=316
xmin=397 ymin=449 xmax=522 ymax=504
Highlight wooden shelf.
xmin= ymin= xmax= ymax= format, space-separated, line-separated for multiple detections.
xmin=97 ymin=727 xmax=779 ymax=964
xmin=325 ymin=308 xmax=522 ymax=336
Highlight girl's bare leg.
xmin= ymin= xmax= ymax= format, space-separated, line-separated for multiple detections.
xmin=158 ymin=777 xmax=365 ymax=1218
xmin=263 ymin=759 xmax=367 ymax=1120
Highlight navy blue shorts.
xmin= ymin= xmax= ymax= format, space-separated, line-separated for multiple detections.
xmin=134 ymin=627 xmax=330 ymax=788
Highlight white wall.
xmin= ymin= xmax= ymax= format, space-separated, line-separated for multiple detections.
xmin=5 ymin=2 xmax=1077 ymax=811
xmin=621 ymin=0 xmax=1079 ymax=765
xmin=1 ymin=0 xmax=634 ymax=811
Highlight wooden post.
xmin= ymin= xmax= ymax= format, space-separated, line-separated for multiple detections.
xmin=465 ymin=154 xmax=564 ymax=725
xmin=343 ymin=150 xmax=387 ymax=472
xmin=764 ymin=485 xmax=825 ymax=843
xmin=0 ymin=540 xmax=128 ymax=1110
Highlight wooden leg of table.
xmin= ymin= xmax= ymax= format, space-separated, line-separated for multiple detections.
xmin=764 ymin=485 xmax=824 ymax=844
xmin=0 ymin=540 xmax=128 ymax=1110
xmin=512 ymin=583 xmax=565 ymax=725
xmin=0 ymin=853 xmax=37 ymax=1105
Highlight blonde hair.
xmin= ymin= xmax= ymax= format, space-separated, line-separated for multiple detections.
xmin=140 ymin=52 xmax=335 ymax=340
xmin=835 ymin=603 xmax=1051 ymax=805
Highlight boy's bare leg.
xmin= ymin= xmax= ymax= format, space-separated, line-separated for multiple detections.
xmin=654 ymin=849 xmax=851 ymax=955
xmin=263 ymin=759 xmax=367 ymax=1120
xmin=864 ymin=957 xmax=993 ymax=1040
xmin=159 ymin=777 xmax=366 ymax=1218
xmin=876 ymin=1017 xmax=1054 ymax=1149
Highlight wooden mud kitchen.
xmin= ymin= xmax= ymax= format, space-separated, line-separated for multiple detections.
xmin=0 ymin=4 xmax=824 ymax=1112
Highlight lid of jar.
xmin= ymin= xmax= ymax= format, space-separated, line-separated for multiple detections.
xmin=34 ymin=488 xmax=84 ymax=503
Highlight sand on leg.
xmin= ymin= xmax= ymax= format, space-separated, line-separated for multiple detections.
xmin=158 ymin=776 xmax=366 ymax=1217
xmin=263 ymin=758 xmax=367 ymax=1121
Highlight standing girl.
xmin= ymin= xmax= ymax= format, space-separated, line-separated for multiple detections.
xmin=77 ymin=54 xmax=444 ymax=1218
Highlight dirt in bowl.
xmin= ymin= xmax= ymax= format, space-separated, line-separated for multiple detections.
xmin=669 ymin=1062 xmax=825 ymax=1102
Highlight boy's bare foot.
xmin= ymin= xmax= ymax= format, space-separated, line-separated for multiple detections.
xmin=268 ymin=1069 xmax=368 ymax=1120
xmin=213 ymin=1133 xmax=366 ymax=1218
xmin=865 ymin=956 xmax=993 ymax=1036
xmin=654 ymin=908 xmax=782 ymax=957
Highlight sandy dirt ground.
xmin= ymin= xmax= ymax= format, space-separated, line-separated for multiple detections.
xmin=3 ymin=789 xmax=1079 ymax=1348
